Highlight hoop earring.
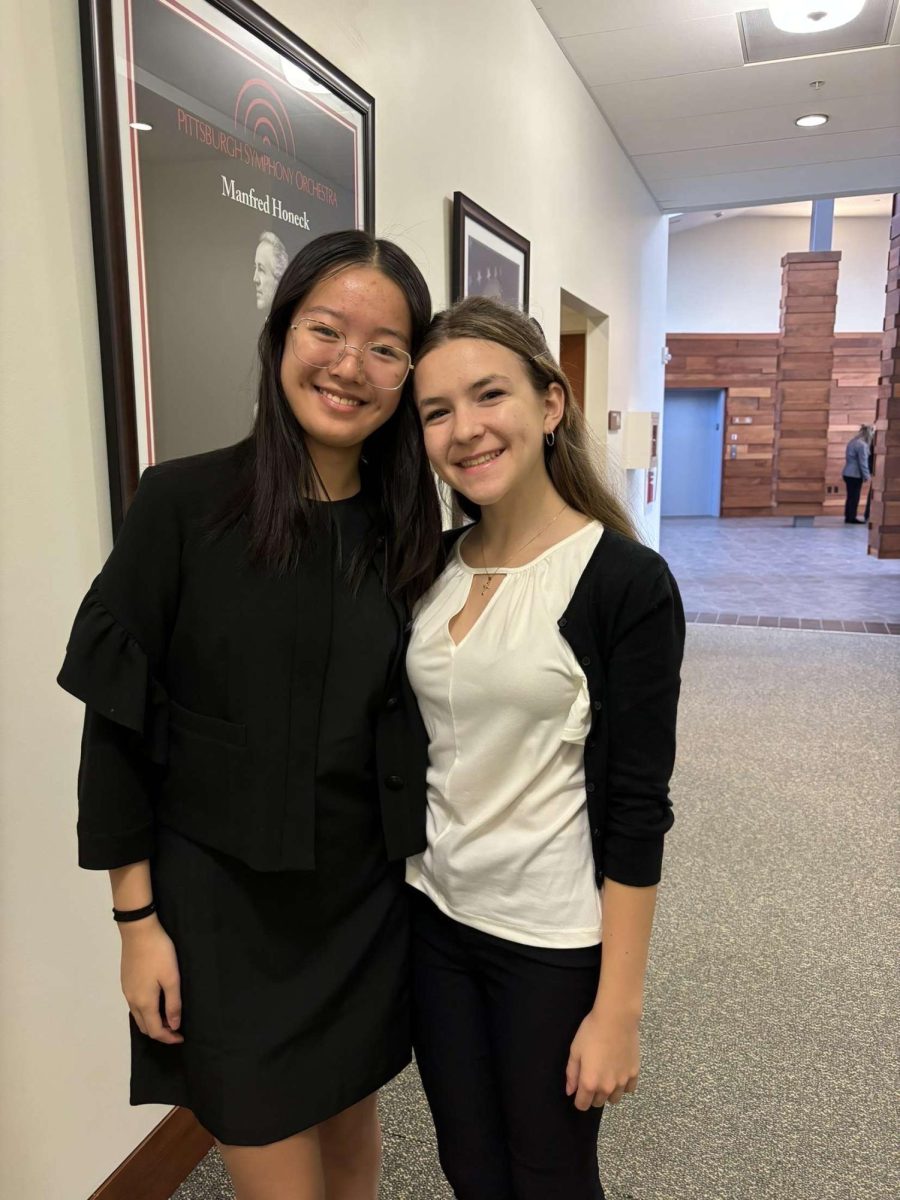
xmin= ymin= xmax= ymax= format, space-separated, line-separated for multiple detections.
xmin=545 ymin=430 xmax=556 ymax=448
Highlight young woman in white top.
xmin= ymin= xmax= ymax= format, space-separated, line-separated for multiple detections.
xmin=406 ymin=297 xmax=684 ymax=1200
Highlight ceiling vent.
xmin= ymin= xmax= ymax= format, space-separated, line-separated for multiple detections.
xmin=738 ymin=1 xmax=898 ymax=62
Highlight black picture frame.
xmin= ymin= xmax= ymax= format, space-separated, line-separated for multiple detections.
xmin=451 ymin=191 xmax=530 ymax=310
xmin=80 ymin=0 xmax=375 ymax=532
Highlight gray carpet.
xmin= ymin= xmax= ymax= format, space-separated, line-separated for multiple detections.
xmin=174 ymin=625 xmax=900 ymax=1199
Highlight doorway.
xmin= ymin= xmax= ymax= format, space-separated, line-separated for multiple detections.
xmin=661 ymin=389 xmax=725 ymax=517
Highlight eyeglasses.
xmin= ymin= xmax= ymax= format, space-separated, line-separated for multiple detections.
xmin=289 ymin=318 xmax=413 ymax=391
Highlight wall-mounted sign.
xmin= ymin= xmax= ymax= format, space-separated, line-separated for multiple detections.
xmin=80 ymin=0 xmax=374 ymax=531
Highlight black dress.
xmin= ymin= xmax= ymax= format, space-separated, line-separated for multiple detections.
xmin=126 ymin=495 xmax=410 ymax=1145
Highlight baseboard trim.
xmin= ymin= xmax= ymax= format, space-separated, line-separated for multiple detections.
xmin=89 ymin=1108 xmax=213 ymax=1200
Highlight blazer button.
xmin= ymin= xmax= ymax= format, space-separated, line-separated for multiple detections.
xmin=581 ymin=655 xmax=591 ymax=666
xmin=557 ymin=617 xmax=568 ymax=628
xmin=593 ymin=699 xmax=602 ymax=711
xmin=592 ymin=827 xmax=600 ymax=838
xmin=585 ymin=782 xmax=595 ymax=793
xmin=385 ymin=696 xmax=399 ymax=711
xmin=385 ymin=774 xmax=404 ymax=791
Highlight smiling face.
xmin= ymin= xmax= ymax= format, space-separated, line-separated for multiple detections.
xmin=415 ymin=338 xmax=563 ymax=510
xmin=279 ymin=265 xmax=412 ymax=462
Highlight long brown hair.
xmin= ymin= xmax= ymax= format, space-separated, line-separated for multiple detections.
xmin=214 ymin=230 xmax=441 ymax=607
xmin=415 ymin=296 xmax=636 ymax=540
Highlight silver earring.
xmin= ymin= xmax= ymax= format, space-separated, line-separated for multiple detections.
xmin=545 ymin=430 xmax=556 ymax=448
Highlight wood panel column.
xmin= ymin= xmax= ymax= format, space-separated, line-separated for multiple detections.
xmin=868 ymin=194 xmax=900 ymax=559
xmin=773 ymin=250 xmax=841 ymax=516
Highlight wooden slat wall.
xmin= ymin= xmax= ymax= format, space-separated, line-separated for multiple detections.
xmin=666 ymin=331 xmax=882 ymax=517
xmin=665 ymin=334 xmax=778 ymax=515
xmin=869 ymin=195 xmax=900 ymax=559
xmin=773 ymin=252 xmax=841 ymax=516
xmin=825 ymin=334 xmax=881 ymax=512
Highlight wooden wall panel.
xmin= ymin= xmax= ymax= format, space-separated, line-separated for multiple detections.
xmin=869 ymin=194 xmax=900 ymax=559
xmin=665 ymin=335 xmax=776 ymax=516
xmin=773 ymin=251 xmax=840 ymax=516
xmin=666 ymin=329 xmax=882 ymax=519
xmin=825 ymin=334 xmax=880 ymax=513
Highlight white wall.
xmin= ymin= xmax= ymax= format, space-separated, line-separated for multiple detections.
xmin=0 ymin=3 xmax=666 ymax=1195
xmin=667 ymin=214 xmax=891 ymax=333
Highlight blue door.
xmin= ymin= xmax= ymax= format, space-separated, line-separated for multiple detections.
xmin=661 ymin=389 xmax=724 ymax=517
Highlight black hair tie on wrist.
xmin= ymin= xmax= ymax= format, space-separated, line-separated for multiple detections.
xmin=112 ymin=901 xmax=157 ymax=923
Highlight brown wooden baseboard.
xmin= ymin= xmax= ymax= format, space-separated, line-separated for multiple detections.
xmin=89 ymin=1108 xmax=213 ymax=1200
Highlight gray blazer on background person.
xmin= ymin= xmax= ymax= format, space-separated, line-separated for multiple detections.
xmin=844 ymin=434 xmax=871 ymax=481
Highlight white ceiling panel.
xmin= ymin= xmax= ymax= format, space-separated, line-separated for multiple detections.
xmin=655 ymin=155 xmax=900 ymax=208
xmin=537 ymin=1 xmax=746 ymax=39
xmin=533 ymin=0 xmax=900 ymax=210
xmin=590 ymin=44 xmax=900 ymax=125
xmin=639 ymin=127 xmax=900 ymax=182
xmin=614 ymin=86 xmax=900 ymax=155
xmin=561 ymin=14 xmax=744 ymax=86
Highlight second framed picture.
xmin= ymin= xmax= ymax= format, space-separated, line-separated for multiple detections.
xmin=452 ymin=192 xmax=530 ymax=310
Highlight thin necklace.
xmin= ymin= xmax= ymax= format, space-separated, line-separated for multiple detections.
xmin=478 ymin=502 xmax=569 ymax=597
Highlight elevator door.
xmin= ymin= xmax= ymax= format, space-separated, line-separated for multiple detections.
xmin=661 ymin=389 xmax=724 ymax=517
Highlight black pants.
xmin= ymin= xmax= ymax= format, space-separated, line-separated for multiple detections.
xmin=410 ymin=887 xmax=605 ymax=1200
xmin=843 ymin=474 xmax=863 ymax=522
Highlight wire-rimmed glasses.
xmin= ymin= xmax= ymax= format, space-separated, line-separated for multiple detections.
xmin=289 ymin=318 xmax=413 ymax=391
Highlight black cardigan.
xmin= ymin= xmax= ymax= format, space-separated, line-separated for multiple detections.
xmin=58 ymin=443 xmax=429 ymax=872
xmin=442 ymin=525 xmax=685 ymax=888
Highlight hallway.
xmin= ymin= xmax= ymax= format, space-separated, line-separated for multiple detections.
xmin=175 ymin=624 xmax=900 ymax=1200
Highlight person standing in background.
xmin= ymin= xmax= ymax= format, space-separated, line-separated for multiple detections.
xmin=842 ymin=424 xmax=873 ymax=525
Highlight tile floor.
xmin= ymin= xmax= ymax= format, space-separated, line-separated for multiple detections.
xmin=659 ymin=516 xmax=900 ymax=630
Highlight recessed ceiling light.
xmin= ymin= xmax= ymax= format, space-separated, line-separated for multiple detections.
xmin=795 ymin=113 xmax=829 ymax=127
xmin=769 ymin=2 xmax=864 ymax=33
xmin=129 ymin=122 xmax=152 ymax=131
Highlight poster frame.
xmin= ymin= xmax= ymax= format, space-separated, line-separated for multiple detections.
xmin=79 ymin=0 xmax=375 ymax=532
xmin=451 ymin=191 xmax=530 ymax=310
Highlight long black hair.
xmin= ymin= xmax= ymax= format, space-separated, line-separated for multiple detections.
xmin=216 ymin=230 xmax=441 ymax=607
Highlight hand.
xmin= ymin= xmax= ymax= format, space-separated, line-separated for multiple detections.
xmin=119 ymin=916 xmax=184 ymax=1044
xmin=565 ymin=1006 xmax=639 ymax=1111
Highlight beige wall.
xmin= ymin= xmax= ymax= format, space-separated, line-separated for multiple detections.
xmin=667 ymin=213 xmax=892 ymax=334
xmin=0 ymin=2 xmax=666 ymax=1195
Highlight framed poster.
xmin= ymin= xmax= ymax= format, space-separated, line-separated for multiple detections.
xmin=80 ymin=0 xmax=374 ymax=530
xmin=451 ymin=192 xmax=530 ymax=310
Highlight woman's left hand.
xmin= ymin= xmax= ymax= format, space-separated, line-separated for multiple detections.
xmin=565 ymin=1006 xmax=640 ymax=1111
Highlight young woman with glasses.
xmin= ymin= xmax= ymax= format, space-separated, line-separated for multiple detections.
xmin=58 ymin=231 xmax=440 ymax=1199
xmin=406 ymin=297 xmax=684 ymax=1200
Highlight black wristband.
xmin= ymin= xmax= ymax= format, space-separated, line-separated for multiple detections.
xmin=112 ymin=901 xmax=157 ymax=923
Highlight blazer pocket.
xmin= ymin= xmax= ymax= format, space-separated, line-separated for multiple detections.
xmin=168 ymin=699 xmax=247 ymax=747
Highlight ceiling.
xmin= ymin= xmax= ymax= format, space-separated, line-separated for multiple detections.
xmin=533 ymin=1 xmax=900 ymax=212
xmin=670 ymin=190 xmax=895 ymax=228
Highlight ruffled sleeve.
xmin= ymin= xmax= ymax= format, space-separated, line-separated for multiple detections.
xmin=57 ymin=465 xmax=181 ymax=869
xmin=561 ymin=672 xmax=591 ymax=746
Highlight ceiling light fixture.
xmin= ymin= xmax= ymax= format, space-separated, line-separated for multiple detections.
xmin=795 ymin=113 xmax=829 ymax=126
xmin=129 ymin=121 xmax=153 ymax=131
xmin=768 ymin=2 xmax=865 ymax=33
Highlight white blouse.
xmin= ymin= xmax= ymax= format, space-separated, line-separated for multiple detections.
xmin=406 ymin=521 xmax=605 ymax=948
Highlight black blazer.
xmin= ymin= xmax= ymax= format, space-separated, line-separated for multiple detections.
xmin=442 ymin=525 xmax=685 ymax=888
xmin=58 ymin=443 xmax=428 ymax=872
